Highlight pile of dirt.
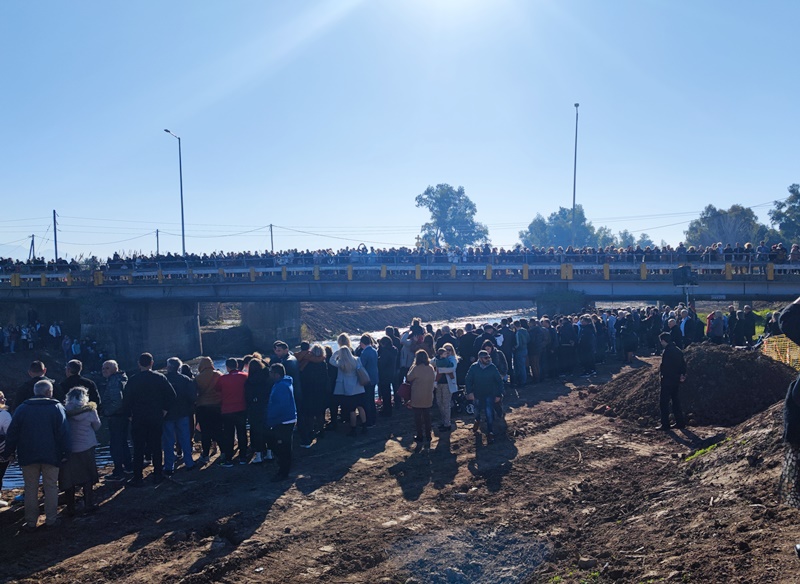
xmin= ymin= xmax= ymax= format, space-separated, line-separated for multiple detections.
xmin=592 ymin=343 xmax=797 ymax=426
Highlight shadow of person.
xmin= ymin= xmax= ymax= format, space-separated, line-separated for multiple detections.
xmin=388 ymin=447 xmax=433 ymax=502
xmin=293 ymin=419 xmax=391 ymax=497
xmin=431 ymin=432 xmax=458 ymax=490
xmin=467 ymin=429 xmax=519 ymax=493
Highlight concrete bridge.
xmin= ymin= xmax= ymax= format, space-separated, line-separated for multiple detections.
xmin=1 ymin=261 xmax=796 ymax=366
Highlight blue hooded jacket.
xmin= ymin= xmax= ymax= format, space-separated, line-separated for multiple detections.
xmin=5 ymin=398 xmax=71 ymax=467
xmin=266 ymin=375 xmax=297 ymax=427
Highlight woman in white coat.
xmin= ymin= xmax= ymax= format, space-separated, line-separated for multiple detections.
xmin=434 ymin=343 xmax=459 ymax=431
xmin=329 ymin=334 xmax=367 ymax=437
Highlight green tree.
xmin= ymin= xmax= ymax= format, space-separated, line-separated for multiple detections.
xmin=684 ymin=204 xmax=776 ymax=246
xmin=636 ymin=233 xmax=654 ymax=248
xmin=595 ymin=226 xmax=615 ymax=248
xmin=415 ymin=184 xmax=489 ymax=248
xmin=519 ymin=204 xmax=597 ymax=248
xmin=617 ymin=230 xmax=635 ymax=248
xmin=769 ymin=184 xmax=800 ymax=242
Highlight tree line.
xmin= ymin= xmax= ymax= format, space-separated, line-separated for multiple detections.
xmin=416 ymin=183 xmax=800 ymax=250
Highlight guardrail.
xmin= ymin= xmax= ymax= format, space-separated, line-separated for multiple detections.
xmin=0 ymin=261 xmax=796 ymax=288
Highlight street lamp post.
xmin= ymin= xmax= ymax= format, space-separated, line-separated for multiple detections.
xmin=163 ymin=129 xmax=186 ymax=257
xmin=571 ymin=103 xmax=579 ymax=246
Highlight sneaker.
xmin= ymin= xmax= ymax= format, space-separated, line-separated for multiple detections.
xmin=238 ymin=458 xmax=247 ymax=465
xmin=220 ymin=461 xmax=234 ymax=468
xmin=250 ymin=453 xmax=263 ymax=464
xmin=264 ymin=450 xmax=274 ymax=460
xmin=299 ymin=443 xmax=312 ymax=449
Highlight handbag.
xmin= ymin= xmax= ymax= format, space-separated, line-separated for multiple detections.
xmin=356 ymin=365 xmax=371 ymax=386
xmin=397 ymin=382 xmax=412 ymax=402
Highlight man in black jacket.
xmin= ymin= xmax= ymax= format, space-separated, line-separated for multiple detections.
xmin=13 ymin=361 xmax=54 ymax=411
xmin=56 ymin=359 xmax=102 ymax=405
xmin=658 ymin=332 xmax=687 ymax=430
xmin=123 ymin=353 xmax=176 ymax=486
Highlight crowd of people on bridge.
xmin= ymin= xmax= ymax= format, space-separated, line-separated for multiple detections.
xmin=5 ymin=237 xmax=800 ymax=275
xmin=0 ymin=299 xmax=785 ymax=528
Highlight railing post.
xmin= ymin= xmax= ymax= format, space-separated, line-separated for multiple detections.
xmin=66 ymin=273 xmax=73 ymax=286
xmin=767 ymin=263 xmax=775 ymax=281
xmin=315 ymin=265 xmax=321 ymax=281
xmin=450 ymin=264 xmax=457 ymax=279
xmin=486 ymin=264 xmax=492 ymax=280
xmin=282 ymin=266 xmax=288 ymax=281
xmin=415 ymin=265 xmax=421 ymax=280
xmin=640 ymin=263 xmax=647 ymax=280
xmin=249 ymin=267 xmax=256 ymax=282
xmin=522 ymin=264 xmax=529 ymax=280
xmin=725 ymin=263 xmax=732 ymax=280
xmin=603 ymin=263 xmax=610 ymax=280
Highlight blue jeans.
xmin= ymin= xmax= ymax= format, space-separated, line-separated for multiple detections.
xmin=162 ymin=416 xmax=195 ymax=471
xmin=474 ymin=395 xmax=496 ymax=434
xmin=107 ymin=415 xmax=132 ymax=475
xmin=514 ymin=350 xmax=528 ymax=385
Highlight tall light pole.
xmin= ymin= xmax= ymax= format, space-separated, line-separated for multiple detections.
xmin=163 ymin=129 xmax=186 ymax=257
xmin=571 ymin=103 xmax=580 ymax=246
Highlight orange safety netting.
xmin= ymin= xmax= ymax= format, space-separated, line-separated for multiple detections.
xmin=760 ymin=335 xmax=800 ymax=370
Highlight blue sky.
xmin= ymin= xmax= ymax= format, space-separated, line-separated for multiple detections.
xmin=1 ymin=0 xmax=798 ymax=260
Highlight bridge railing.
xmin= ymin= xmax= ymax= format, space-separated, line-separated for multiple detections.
xmin=0 ymin=258 xmax=798 ymax=288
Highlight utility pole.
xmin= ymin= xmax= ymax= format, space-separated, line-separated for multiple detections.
xmin=270 ymin=224 xmax=274 ymax=253
xmin=156 ymin=229 xmax=160 ymax=256
xmin=571 ymin=102 xmax=580 ymax=246
xmin=28 ymin=234 xmax=35 ymax=261
xmin=53 ymin=210 xmax=58 ymax=262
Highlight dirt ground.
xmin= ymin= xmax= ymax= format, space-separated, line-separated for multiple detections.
xmin=2 ymin=353 xmax=800 ymax=583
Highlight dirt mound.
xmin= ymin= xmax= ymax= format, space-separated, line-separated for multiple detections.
xmin=592 ymin=343 xmax=797 ymax=426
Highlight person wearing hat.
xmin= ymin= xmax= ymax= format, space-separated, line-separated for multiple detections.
xmin=465 ymin=350 xmax=504 ymax=444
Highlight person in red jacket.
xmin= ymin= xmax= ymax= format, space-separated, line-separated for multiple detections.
xmin=217 ymin=358 xmax=248 ymax=467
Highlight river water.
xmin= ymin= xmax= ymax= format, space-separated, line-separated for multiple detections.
xmin=0 ymin=308 xmax=533 ymax=493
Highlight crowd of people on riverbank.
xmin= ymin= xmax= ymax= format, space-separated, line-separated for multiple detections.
xmin=0 ymin=301 xmax=781 ymax=528
xmin=5 ymin=238 xmax=800 ymax=275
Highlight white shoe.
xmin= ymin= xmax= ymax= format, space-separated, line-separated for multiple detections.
xmin=264 ymin=449 xmax=274 ymax=460
xmin=0 ymin=500 xmax=8 ymax=507
xmin=250 ymin=453 xmax=263 ymax=464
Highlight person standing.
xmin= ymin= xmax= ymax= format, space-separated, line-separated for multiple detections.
xmin=57 ymin=359 xmax=101 ymax=405
xmin=407 ymin=349 xmax=436 ymax=452
xmin=356 ymin=334 xmax=379 ymax=428
xmin=100 ymin=360 xmax=131 ymax=481
xmin=330 ymin=334 xmax=367 ymax=436
xmin=657 ymin=332 xmax=687 ymax=431
xmin=5 ymin=379 xmax=70 ymax=529
xmin=13 ymin=360 xmax=54 ymax=411
xmin=217 ymin=358 xmax=248 ymax=467
xmin=266 ymin=363 xmax=297 ymax=482
xmin=244 ymin=358 xmax=271 ymax=462
xmin=194 ymin=356 xmax=222 ymax=463
xmin=778 ymin=296 xmax=800 ymax=506
xmin=61 ymin=387 xmax=101 ymax=516
xmin=123 ymin=353 xmax=176 ymax=486
xmin=297 ymin=345 xmax=329 ymax=448
xmin=0 ymin=392 xmax=13 ymax=506
xmin=377 ymin=336 xmax=398 ymax=417
xmin=433 ymin=345 xmax=458 ymax=432
xmin=466 ymin=350 xmax=504 ymax=444
xmin=162 ymin=358 xmax=197 ymax=474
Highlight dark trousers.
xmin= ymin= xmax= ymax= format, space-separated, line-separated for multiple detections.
xmin=363 ymin=383 xmax=377 ymax=426
xmin=247 ymin=405 xmax=266 ymax=455
xmin=268 ymin=423 xmax=294 ymax=476
xmin=660 ymin=378 xmax=684 ymax=426
xmin=222 ymin=411 xmax=248 ymax=460
xmin=378 ymin=381 xmax=393 ymax=415
xmin=413 ymin=407 xmax=431 ymax=442
xmin=298 ymin=408 xmax=325 ymax=445
xmin=132 ymin=420 xmax=163 ymax=481
xmin=397 ymin=367 xmax=409 ymax=406
xmin=195 ymin=405 xmax=222 ymax=457
xmin=107 ymin=415 xmax=132 ymax=474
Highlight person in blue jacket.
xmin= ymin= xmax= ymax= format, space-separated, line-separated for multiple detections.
xmin=5 ymin=379 xmax=70 ymax=529
xmin=266 ymin=363 xmax=297 ymax=482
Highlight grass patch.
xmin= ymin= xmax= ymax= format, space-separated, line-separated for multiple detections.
xmin=686 ymin=437 xmax=731 ymax=462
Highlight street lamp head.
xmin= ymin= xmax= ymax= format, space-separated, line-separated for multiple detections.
xmin=163 ymin=129 xmax=170 ymax=133
xmin=574 ymin=103 xmax=579 ymax=108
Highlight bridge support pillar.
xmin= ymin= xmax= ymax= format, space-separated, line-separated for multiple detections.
xmin=80 ymin=299 xmax=202 ymax=368
xmin=240 ymin=302 xmax=301 ymax=351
